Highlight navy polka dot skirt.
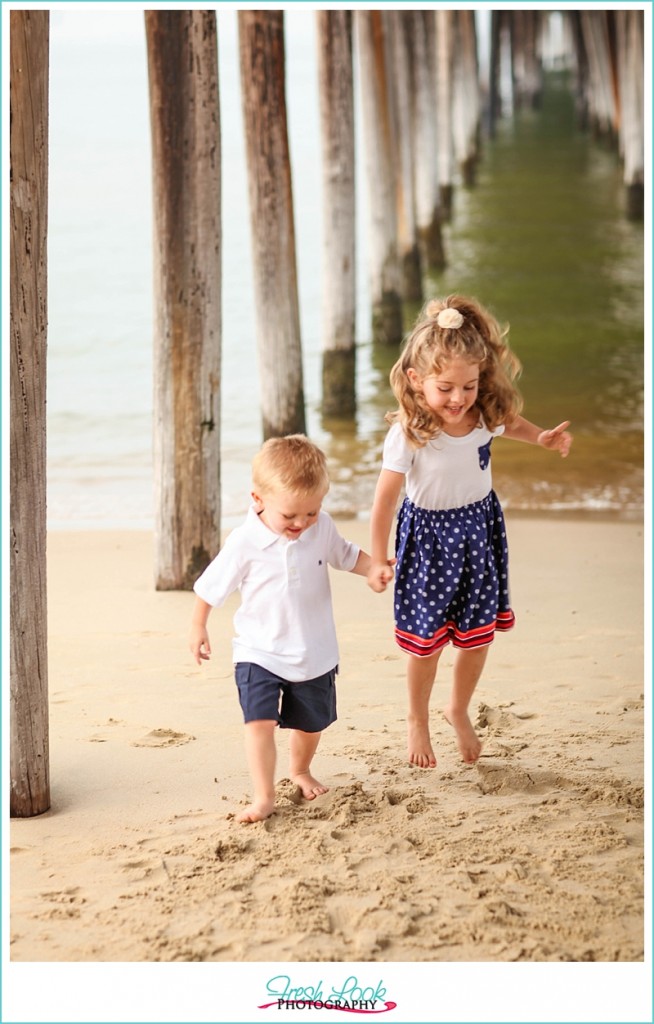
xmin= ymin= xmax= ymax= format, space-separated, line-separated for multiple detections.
xmin=394 ymin=491 xmax=515 ymax=657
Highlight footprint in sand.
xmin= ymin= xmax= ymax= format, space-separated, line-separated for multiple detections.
xmin=476 ymin=702 xmax=536 ymax=735
xmin=475 ymin=761 xmax=569 ymax=796
xmin=119 ymin=855 xmax=171 ymax=883
xmin=214 ymin=837 xmax=253 ymax=862
xmin=131 ymin=728 xmax=195 ymax=748
xmin=382 ymin=786 xmax=429 ymax=815
xmin=88 ymin=718 xmax=126 ymax=743
xmin=480 ymin=739 xmax=529 ymax=759
xmin=37 ymin=886 xmax=87 ymax=918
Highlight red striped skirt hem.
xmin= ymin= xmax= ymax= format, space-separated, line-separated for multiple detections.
xmin=395 ymin=610 xmax=515 ymax=657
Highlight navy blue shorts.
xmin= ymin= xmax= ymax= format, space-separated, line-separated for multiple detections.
xmin=234 ymin=662 xmax=338 ymax=733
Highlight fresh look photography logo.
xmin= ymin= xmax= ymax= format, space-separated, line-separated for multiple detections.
xmin=259 ymin=975 xmax=397 ymax=1013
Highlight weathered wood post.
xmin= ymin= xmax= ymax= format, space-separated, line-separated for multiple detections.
xmin=568 ymin=11 xmax=591 ymax=129
xmin=386 ymin=10 xmax=422 ymax=302
xmin=434 ymin=9 xmax=455 ymax=219
xmin=355 ymin=10 xmax=403 ymax=345
xmin=239 ymin=11 xmax=306 ymax=436
xmin=488 ymin=9 xmax=503 ymax=136
xmin=452 ymin=10 xmax=481 ymax=186
xmin=316 ymin=10 xmax=356 ymax=417
xmin=145 ymin=11 xmax=222 ymax=591
xmin=408 ymin=11 xmax=445 ymax=271
xmin=505 ymin=11 xmax=517 ymax=113
xmin=580 ymin=10 xmax=618 ymax=139
xmin=615 ymin=9 xmax=644 ymax=219
xmin=10 ymin=9 xmax=51 ymax=817
xmin=511 ymin=9 xmax=543 ymax=110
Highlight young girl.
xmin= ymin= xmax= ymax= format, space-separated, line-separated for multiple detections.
xmin=367 ymin=295 xmax=572 ymax=769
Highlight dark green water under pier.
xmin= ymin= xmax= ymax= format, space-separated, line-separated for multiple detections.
xmin=316 ymin=73 xmax=644 ymax=524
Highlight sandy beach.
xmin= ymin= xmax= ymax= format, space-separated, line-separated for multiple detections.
xmin=9 ymin=516 xmax=645 ymax=967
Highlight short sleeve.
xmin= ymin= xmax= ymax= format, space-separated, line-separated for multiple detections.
xmin=381 ymin=422 xmax=414 ymax=475
xmin=193 ymin=529 xmax=247 ymax=607
xmin=322 ymin=513 xmax=360 ymax=572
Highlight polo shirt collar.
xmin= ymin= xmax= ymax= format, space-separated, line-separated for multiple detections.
xmin=244 ymin=504 xmax=316 ymax=550
xmin=244 ymin=504 xmax=286 ymax=550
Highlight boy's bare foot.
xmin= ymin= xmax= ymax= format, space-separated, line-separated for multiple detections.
xmin=443 ymin=706 xmax=482 ymax=763
xmin=407 ymin=716 xmax=437 ymax=768
xmin=237 ymin=797 xmax=275 ymax=823
xmin=291 ymin=770 xmax=329 ymax=800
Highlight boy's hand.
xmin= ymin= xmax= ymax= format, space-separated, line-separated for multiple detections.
xmin=189 ymin=626 xmax=211 ymax=665
xmin=367 ymin=561 xmax=395 ymax=593
xmin=537 ymin=420 xmax=572 ymax=458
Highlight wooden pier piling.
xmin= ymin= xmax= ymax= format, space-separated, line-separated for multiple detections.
xmin=10 ymin=9 xmax=51 ymax=816
xmin=146 ymin=11 xmax=222 ymax=590
xmin=316 ymin=11 xmax=357 ymax=416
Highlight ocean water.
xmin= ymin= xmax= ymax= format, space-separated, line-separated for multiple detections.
xmin=47 ymin=8 xmax=368 ymax=529
xmin=46 ymin=9 xmax=645 ymax=530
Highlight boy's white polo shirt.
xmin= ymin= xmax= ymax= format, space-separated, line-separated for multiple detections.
xmin=194 ymin=506 xmax=360 ymax=682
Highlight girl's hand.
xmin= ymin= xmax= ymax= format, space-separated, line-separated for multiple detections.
xmin=190 ymin=626 xmax=211 ymax=665
xmin=537 ymin=421 xmax=572 ymax=457
xmin=367 ymin=561 xmax=395 ymax=593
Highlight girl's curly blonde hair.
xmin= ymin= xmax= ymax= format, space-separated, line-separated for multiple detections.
xmin=388 ymin=295 xmax=523 ymax=446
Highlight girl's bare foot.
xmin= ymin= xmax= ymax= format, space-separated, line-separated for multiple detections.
xmin=444 ymin=706 xmax=482 ymax=763
xmin=291 ymin=770 xmax=329 ymax=800
xmin=237 ymin=797 xmax=275 ymax=823
xmin=407 ymin=715 xmax=437 ymax=768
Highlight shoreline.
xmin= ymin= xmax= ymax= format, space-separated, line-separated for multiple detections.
xmin=10 ymin=516 xmax=646 ymax=965
xmin=45 ymin=504 xmax=646 ymax=533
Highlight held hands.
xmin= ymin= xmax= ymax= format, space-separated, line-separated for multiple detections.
xmin=367 ymin=560 xmax=395 ymax=593
xmin=189 ymin=625 xmax=211 ymax=666
xmin=537 ymin=420 xmax=573 ymax=458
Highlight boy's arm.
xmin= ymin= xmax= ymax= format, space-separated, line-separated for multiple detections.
xmin=350 ymin=549 xmax=371 ymax=577
xmin=189 ymin=595 xmax=213 ymax=665
xmin=350 ymin=547 xmax=396 ymax=583
xmin=503 ymin=416 xmax=572 ymax=457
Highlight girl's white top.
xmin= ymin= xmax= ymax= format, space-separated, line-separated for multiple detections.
xmin=382 ymin=420 xmax=505 ymax=511
xmin=193 ymin=507 xmax=360 ymax=681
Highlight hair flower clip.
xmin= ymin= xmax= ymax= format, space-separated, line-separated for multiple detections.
xmin=437 ymin=308 xmax=464 ymax=329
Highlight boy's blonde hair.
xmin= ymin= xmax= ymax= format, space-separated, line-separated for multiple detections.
xmin=252 ymin=435 xmax=331 ymax=498
xmin=388 ymin=294 xmax=524 ymax=446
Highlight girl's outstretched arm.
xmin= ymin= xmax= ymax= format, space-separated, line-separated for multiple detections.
xmin=503 ymin=416 xmax=572 ymax=457
xmin=368 ymin=469 xmax=405 ymax=592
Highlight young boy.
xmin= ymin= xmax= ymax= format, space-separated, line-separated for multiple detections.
xmin=189 ymin=435 xmax=376 ymax=823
